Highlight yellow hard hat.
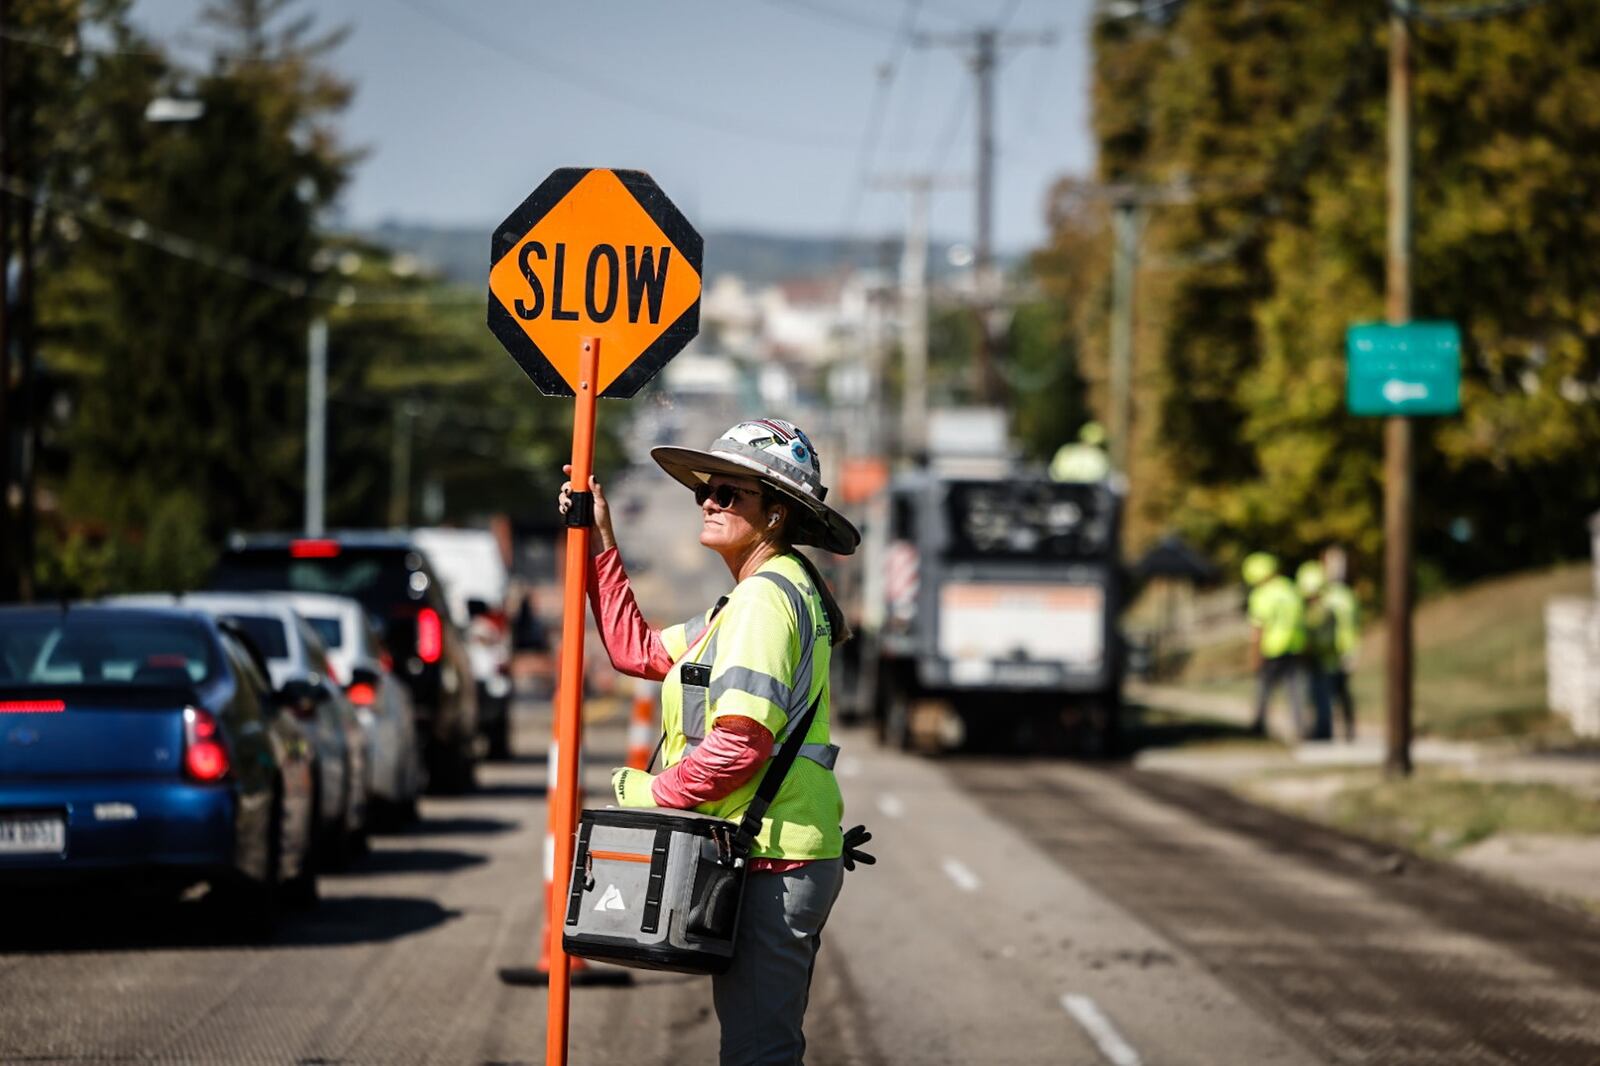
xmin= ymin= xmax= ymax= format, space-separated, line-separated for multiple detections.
xmin=1241 ymin=552 xmax=1278 ymax=586
xmin=1078 ymin=421 xmax=1106 ymax=446
xmin=1296 ymin=560 xmax=1326 ymax=595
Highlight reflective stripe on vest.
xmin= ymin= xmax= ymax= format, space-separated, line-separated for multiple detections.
xmin=681 ymin=570 xmax=836 ymax=770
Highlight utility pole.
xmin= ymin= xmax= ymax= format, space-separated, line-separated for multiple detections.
xmin=1384 ymin=1 xmax=1415 ymax=777
xmin=389 ymin=402 xmax=415 ymax=529
xmin=1059 ymin=180 xmax=1195 ymax=479
xmin=916 ymin=25 xmax=1055 ymax=405
xmin=304 ymin=316 xmax=328 ymax=536
xmin=874 ymin=175 xmax=967 ymax=458
xmin=1108 ymin=202 xmax=1145 ymax=475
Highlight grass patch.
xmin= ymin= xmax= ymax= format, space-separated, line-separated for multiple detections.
xmin=1244 ymin=767 xmax=1600 ymax=858
xmin=1157 ymin=562 xmax=1594 ymax=742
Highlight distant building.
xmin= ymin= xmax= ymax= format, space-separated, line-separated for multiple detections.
xmin=702 ymin=269 xmax=891 ymax=369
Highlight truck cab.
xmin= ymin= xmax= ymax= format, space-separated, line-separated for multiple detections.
xmin=846 ymin=464 xmax=1124 ymax=754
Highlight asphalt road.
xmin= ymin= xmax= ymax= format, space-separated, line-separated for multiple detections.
xmin=4 ymin=697 xmax=1600 ymax=1065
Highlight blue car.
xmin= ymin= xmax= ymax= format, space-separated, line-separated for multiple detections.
xmin=0 ymin=606 xmax=318 ymax=936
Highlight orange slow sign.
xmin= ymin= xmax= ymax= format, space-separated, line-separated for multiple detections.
xmin=487 ymin=168 xmax=703 ymax=398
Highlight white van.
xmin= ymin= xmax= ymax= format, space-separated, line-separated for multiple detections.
xmin=411 ymin=527 xmax=514 ymax=758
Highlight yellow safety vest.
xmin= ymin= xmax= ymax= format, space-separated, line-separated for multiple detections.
xmin=1248 ymin=575 xmax=1306 ymax=659
xmin=1321 ymin=581 xmax=1360 ymax=661
xmin=659 ymin=553 xmax=843 ymax=861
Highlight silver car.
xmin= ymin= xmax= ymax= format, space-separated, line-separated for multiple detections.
xmin=279 ymin=592 xmax=424 ymax=825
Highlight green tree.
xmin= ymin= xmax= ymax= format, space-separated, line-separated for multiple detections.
xmin=35 ymin=0 xmax=354 ymax=591
xmin=1073 ymin=0 xmax=1600 ymax=585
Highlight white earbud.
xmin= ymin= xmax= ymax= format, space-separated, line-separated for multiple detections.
xmin=768 ymin=514 xmax=779 ymax=527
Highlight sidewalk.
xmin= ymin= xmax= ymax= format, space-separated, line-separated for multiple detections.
xmin=1129 ymin=680 xmax=1600 ymax=909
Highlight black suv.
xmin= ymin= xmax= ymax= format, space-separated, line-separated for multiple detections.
xmin=210 ymin=532 xmax=479 ymax=792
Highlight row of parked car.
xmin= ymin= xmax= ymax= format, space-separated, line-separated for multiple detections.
xmin=0 ymin=528 xmax=517 ymax=938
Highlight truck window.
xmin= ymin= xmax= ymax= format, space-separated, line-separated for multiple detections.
xmin=942 ymin=481 xmax=1112 ymax=561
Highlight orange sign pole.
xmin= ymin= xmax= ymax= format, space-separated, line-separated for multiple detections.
xmin=546 ymin=336 xmax=600 ymax=1066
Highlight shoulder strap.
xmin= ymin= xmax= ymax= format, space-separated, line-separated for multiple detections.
xmin=733 ymin=686 xmax=823 ymax=854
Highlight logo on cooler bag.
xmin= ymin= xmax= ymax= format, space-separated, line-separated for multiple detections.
xmin=595 ymin=884 xmax=627 ymax=912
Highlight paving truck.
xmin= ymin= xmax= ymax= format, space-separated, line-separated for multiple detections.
xmin=836 ymin=462 xmax=1125 ymax=755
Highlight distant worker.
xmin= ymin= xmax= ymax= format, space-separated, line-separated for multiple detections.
xmin=559 ymin=417 xmax=872 ymax=1066
xmin=1049 ymin=421 xmax=1111 ymax=482
xmin=1319 ymin=551 xmax=1361 ymax=742
xmin=1296 ymin=560 xmax=1336 ymax=741
xmin=1243 ymin=552 xmax=1307 ymax=738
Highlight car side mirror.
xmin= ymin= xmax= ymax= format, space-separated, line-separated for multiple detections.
xmin=275 ymin=678 xmax=320 ymax=720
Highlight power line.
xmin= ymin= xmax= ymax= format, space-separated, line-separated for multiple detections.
xmin=0 ymin=22 xmax=293 ymax=68
xmin=995 ymin=0 xmax=1026 ymax=31
xmin=839 ymin=0 xmax=925 ymax=239
xmin=393 ymin=0 xmax=855 ymax=152
xmin=759 ymin=0 xmax=905 ymax=37
xmin=1392 ymin=0 xmax=1559 ymax=24
xmin=925 ymin=79 xmax=972 ymax=174
xmin=0 ymin=172 xmax=479 ymax=308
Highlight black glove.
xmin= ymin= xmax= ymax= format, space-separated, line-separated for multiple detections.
xmin=841 ymin=824 xmax=876 ymax=872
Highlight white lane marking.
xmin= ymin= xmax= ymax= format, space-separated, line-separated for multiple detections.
xmin=1061 ymin=994 xmax=1142 ymax=1066
xmin=876 ymin=793 xmax=905 ymax=819
xmin=940 ymin=857 xmax=981 ymax=892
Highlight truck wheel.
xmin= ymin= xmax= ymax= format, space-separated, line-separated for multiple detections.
xmin=1085 ymin=696 xmax=1123 ymax=759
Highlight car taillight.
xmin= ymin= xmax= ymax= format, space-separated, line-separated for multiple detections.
xmin=346 ymin=681 xmax=377 ymax=707
xmin=290 ymin=538 xmax=341 ymax=558
xmin=183 ymin=706 xmax=231 ymax=783
xmin=416 ymin=607 xmax=442 ymax=664
xmin=0 ymin=699 xmax=65 ymax=713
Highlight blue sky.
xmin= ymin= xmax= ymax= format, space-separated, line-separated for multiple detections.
xmin=133 ymin=0 xmax=1098 ymax=253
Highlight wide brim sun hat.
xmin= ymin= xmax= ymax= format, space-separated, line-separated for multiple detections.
xmin=651 ymin=418 xmax=861 ymax=556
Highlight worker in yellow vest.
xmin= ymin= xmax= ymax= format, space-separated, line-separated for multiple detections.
xmin=561 ymin=417 xmax=872 ymax=1065
xmin=1243 ymin=552 xmax=1307 ymax=737
xmin=1297 ymin=560 xmax=1337 ymax=741
xmin=1319 ymin=563 xmax=1361 ymax=742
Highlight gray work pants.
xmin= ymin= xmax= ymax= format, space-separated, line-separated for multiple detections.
xmin=1252 ymin=654 xmax=1306 ymax=737
xmin=713 ymin=858 xmax=845 ymax=1066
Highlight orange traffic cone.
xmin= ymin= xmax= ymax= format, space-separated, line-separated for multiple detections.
xmin=626 ymin=679 xmax=657 ymax=770
xmin=499 ymin=749 xmax=628 ymax=988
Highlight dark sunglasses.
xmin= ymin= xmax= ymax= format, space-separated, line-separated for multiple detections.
xmin=694 ymin=483 xmax=762 ymax=509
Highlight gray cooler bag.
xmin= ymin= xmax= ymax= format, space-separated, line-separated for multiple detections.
xmin=562 ymin=808 xmax=747 ymax=974
xmin=562 ymin=687 xmax=825 ymax=975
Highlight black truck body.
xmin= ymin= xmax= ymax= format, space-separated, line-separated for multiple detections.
xmin=840 ymin=467 xmax=1125 ymax=754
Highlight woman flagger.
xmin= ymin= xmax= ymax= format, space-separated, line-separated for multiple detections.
xmin=557 ymin=417 xmax=872 ymax=1066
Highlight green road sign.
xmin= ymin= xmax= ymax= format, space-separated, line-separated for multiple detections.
xmin=1346 ymin=321 xmax=1461 ymax=416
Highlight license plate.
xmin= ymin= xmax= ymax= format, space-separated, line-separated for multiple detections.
xmin=0 ymin=814 xmax=66 ymax=855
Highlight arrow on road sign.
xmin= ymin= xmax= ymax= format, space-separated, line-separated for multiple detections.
xmin=1381 ymin=379 xmax=1430 ymax=404
xmin=487 ymin=168 xmax=703 ymax=398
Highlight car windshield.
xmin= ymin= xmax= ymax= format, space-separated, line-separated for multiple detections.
xmin=226 ymin=615 xmax=290 ymax=659
xmin=304 ymin=616 xmax=343 ymax=649
xmin=211 ymin=547 xmax=416 ymax=617
xmin=0 ymin=612 xmax=218 ymax=688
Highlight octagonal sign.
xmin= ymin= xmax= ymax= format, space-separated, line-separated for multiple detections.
xmin=487 ymin=168 xmax=703 ymax=398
